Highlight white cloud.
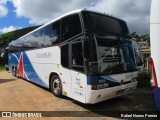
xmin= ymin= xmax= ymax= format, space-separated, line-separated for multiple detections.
xmin=11 ymin=0 xmax=98 ymax=24
xmin=11 ymin=0 xmax=151 ymax=34
xmin=91 ymin=0 xmax=151 ymax=34
xmin=0 ymin=26 xmax=21 ymax=33
xmin=0 ymin=0 xmax=9 ymax=17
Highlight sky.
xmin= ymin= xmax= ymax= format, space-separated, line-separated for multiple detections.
xmin=0 ymin=0 xmax=151 ymax=35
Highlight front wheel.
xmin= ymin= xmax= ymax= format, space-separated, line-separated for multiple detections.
xmin=50 ymin=75 xmax=62 ymax=97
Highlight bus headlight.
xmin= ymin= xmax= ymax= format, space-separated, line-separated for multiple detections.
xmin=92 ymin=83 xmax=109 ymax=90
xmin=104 ymin=83 xmax=109 ymax=88
xmin=97 ymin=84 xmax=103 ymax=89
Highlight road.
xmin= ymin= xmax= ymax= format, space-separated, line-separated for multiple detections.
xmin=0 ymin=70 xmax=156 ymax=119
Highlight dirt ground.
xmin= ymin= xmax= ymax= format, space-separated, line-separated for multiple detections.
xmin=0 ymin=70 xmax=156 ymax=119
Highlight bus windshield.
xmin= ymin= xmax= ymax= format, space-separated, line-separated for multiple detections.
xmin=82 ymin=11 xmax=136 ymax=75
xmin=82 ymin=11 xmax=129 ymax=35
xmin=96 ymin=36 xmax=124 ymax=75
xmin=87 ymin=36 xmax=136 ymax=75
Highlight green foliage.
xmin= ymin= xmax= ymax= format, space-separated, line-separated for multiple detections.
xmin=137 ymin=70 xmax=151 ymax=89
xmin=131 ymin=32 xmax=150 ymax=42
xmin=0 ymin=26 xmax=40 ymax=46
xmin=0 ymin=65 xmax=5 ymax=71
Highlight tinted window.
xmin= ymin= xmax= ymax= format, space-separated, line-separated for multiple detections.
xmin=44 ymin=21 xmax=60 ymax=46
xmin=82 ymin=11 xmax=129 ymax=35
xmin=71 ymin=42 xmax=84 ymax=72
xmin=22 ymin=34 xmax=35 ymax=48
xmin=34 ymin=28 xmax=45 ymax=47
xmin=9 ymin=39 xmax=24 ymax=52
xmin=118 ymin=38 xmax=136 ymax=71
xmin=61 ymin=14 xmax=82 ymax=42
xmin=132 ymin=41 xmax=143 ymax=66
xmin=61 ymin=44 xmax=69 ymax=68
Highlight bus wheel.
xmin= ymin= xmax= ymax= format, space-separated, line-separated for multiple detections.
xmin=16 ymin=68 xmax=19 ymax=78
xmin=12 ymin=66 xmax=16 ymax=77
xmin=51 ymin=75 xmax=62 ymax=97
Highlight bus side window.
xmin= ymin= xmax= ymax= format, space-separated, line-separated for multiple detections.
xmin=61 ymin=14 xmax=82 ymax=42
xmin=34 ymin=28 xmax=45 ymax=48
xmin=22 ymin=34 xmax=34 ymax=49
xmin=134 ymin=49 xmax=143 ymax=66
xmin=44 ymin=21 xmax=60 ymax=46
xmin=61 ymin=44 xmax=69 ymax=68
xmin=71 ymin=42 xmax=84 ymax=72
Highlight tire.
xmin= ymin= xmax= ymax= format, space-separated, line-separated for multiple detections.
xmin=50 ymin=75 xmax=62 ymax=97
xmin=16 ymin=68 xmax=19 ymax=78
xmin=5 ymin=67 xmax=9 ymax=71
xmin=12 ymin=66 xmax=16 ymax=77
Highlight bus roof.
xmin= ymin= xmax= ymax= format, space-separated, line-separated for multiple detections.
xmin=17 ymin=9 xmax=124 ymax=40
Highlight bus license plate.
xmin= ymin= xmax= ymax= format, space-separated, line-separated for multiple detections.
xmin=116 ymin=89 xmax=125 ymax=95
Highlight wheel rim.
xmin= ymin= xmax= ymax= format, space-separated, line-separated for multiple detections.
xmin=12 ymin=68 xmax=15 ymax=76
xmin=53 ymin=78 xmax=61 ymax=94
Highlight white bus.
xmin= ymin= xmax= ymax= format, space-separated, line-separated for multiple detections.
xmin=150 ymin=0 xmax=160 ymax=111
xmin=8 ymin=9 xmax=138 ymax=104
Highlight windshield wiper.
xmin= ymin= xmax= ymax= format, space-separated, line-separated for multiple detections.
xmin=89 ymin=48 xmax=115 ymax=74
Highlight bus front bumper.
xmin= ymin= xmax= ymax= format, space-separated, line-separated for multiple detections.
xmin=86 ymin=81 xmax=137 ymax=104
xmin=152 ymin=87 xmax=160 ymax=111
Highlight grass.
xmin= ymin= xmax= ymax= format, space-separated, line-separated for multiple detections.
xmin=0 ymin=65 xmax=5 ymax=71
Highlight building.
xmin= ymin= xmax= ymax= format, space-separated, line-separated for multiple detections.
xmin=138 ymin=41 xmax=150 ymax=69
xmin=138 ymin=41 xmax=150 ymax=58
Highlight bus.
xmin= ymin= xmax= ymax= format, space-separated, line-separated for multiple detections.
xmin=8 ymin=9 xmax=138 ymax=104
xmin=3 ymin=47 xmax=9 ymax=71
xmin=131 ymin=39 xmax=143 ymax=74
xmin=150 ymin=0 xmax=160 ymax=111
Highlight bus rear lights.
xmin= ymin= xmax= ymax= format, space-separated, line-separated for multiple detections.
xmin=150 ymin=57 xmax=158 ymax=88
xmin=92 ymin=83 xmax=109 ymax=90
xmin=150 ymin=79 xmax=156 ymax=87
xmin=103 ymin=83 xmax=109 ymax=88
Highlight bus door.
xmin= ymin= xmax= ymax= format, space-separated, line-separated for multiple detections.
xmin=70 ymin=40 xmax=86 ymax=103
xmin=61 ymin=43 xmax=73 ymax=98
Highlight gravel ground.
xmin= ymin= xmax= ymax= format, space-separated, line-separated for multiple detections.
xmin=0 ymin=70 xmax=156 ymax=119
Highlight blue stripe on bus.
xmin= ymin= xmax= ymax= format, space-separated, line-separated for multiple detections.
xmin=9 ymin=52 xmax=48 ymax=88
xmin=23 ymin=52 xmax=48 ymax=88
xmin=101 ymin=76 xmax=120 ymax=83
xmin=87 ymin=75 xmax=120 ymax=87
xmin=8 ymin=53 xmax=20 ymax=71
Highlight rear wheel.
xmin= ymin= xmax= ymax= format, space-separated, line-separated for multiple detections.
xmin=12 ymin=66 xmax=16 ymax=77
xmin=16 ymin=68 xmax=19 ymax=78
xmin=50 ymin=75 xmax=62 ymax=97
